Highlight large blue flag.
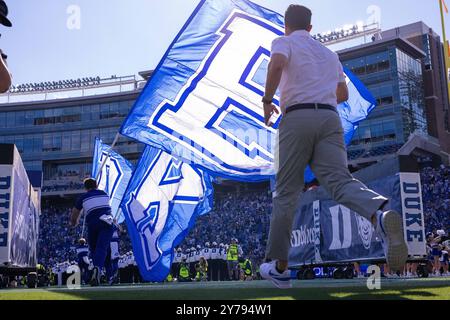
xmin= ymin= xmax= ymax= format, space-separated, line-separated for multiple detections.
xmin=120 ymin=146 xmax=214 ymax=282
xmin=92 ymin=138 xmax=134 ymax=223
xmin=120 ymin=0 xmax=376 ymax=182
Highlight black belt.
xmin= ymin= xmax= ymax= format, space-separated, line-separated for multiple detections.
xmin=286 ymin=103 xmax=337 ymax=114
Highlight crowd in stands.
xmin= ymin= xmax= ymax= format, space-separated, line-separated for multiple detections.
xmin=421 ymin=165 xmax=450 ymax=233
xmin=183 ymin=191 xmax=272 ymax=268
xmin=42 ymin=182 xmax=84 ymax=193
xmin=36 ymin=165 xmax=449 ymax=282
xmin=42 ymin=169 xmax=89 ymax=193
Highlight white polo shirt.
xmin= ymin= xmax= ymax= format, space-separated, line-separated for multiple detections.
xmin=271 ymin=30 xmax=346 ymax=113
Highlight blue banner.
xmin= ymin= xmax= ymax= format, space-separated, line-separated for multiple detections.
xmin=92 ymin=138 xmax=134 ymax=223
xmin=120 ymin=146 xmax=214 ymax=282
xmin=120 ymin=0 xmax=376 ymax=182
xmin=289 ymin=175 xmax=403 ymax=266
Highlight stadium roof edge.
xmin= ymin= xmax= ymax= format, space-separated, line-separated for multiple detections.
xmin=337 ymin=35 xmax=426 ymax=60
xmin=0 ymin=90 xmax=140 ymax=111
xmin=381 ymin=21 xmax=439 ymax=39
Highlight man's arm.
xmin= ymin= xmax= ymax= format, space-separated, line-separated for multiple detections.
xmin=69 ymin=207 xmax=81 ymax=227
xmin=336 ymin=81 xmax=349 ymax=104
xmin=263 ymin=53 xmax=286 ymax=126
xmin=336 ymin=60 xmax=349 ymax=104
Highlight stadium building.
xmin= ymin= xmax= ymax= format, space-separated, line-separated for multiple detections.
xmin=0 ymin=73 xmax=151 ymax=197
xmin=382 ymin=22 xmax=450 ymax=152
xmin=339 ymin=22 xmax=450 ymax=169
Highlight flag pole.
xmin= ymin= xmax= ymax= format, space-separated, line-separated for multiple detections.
xmin=439 ymin=0 xmax=450 ymax=104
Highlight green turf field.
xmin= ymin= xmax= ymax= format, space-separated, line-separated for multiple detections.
xmin=0 ymin=278 xmax=449 ymax=300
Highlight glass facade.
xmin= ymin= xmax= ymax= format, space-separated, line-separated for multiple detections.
xmin=0 ymin=94 xmax=143 ymax=186
xmin=341 ymin=43 xmax=427 ymax=160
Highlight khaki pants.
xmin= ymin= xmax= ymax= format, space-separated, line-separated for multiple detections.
xmin=265 ymin=109 xmax=387 ymax=262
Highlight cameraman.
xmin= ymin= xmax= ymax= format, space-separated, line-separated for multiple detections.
xmin=0 ymin=0 xmax=11 ymax=93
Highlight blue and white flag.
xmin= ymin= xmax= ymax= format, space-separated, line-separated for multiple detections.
xmin=92 ymin=138 xmax=134 ymax=223
xmin=120 ymin=146 xmax=214 ymax=282
xmin=120 ymin=0 xmax=376 ymax=182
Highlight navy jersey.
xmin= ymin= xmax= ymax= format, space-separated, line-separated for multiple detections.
xmin=75 ymin=189 xmax=112 ymax=224
xmin=76 ymin=244 xmax=89 ymax=265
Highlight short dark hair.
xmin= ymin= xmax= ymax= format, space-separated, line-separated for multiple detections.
xmin=84 ymin=178 xmax=97 ymax=190
xmin=285 ymin=5 xmax=312 ymax=31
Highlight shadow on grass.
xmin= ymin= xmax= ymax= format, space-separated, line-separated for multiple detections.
xmin=14 ymin=283 xmax=449 ymax=300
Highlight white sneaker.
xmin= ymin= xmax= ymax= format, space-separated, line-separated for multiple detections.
xmin=259 ymin=261 xmax=292 ymax=289
xmin=375 ymin=210 xmax=408 ymax=272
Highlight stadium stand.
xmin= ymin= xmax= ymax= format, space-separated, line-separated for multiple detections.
xmin=421 ymin=165 xmax=450 ymax=233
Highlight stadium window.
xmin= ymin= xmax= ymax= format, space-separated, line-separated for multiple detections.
xmin=91 ymin=104 xmax=100 ymax=120
xmin=62 ymin=132 xmax=71 ymax=152
xmin=33 ymin=136 xmax=42 ymax=153
xmin=25 ymin=111 xmax=35 ymax=126
xmin=6 ymin=112 xmax=15 ymax=128
xmin=378 ymin=60 xmax=390 ymax=71
xmin=23 ymin=138 xmax=33 ymax=153
xmin=42 ymin=134 xmax=52 ymax=152
xmin=366 ymin=63 xmax=377 ymax=74
xmin=52 ymin=135 xmax=62 ymax=152
xmin=15 ymin=111 xmax=25 ymax=127
xmin=81 ymin=133 xmax=90 ymax=152
xmin=110 ymin=102 xmax=120 ymax=118
xmin=100 ymin=103 xmax=110 ymax=119
xmin=44 ymin=108 xmax=53 ymax=118
xmin=353 ymin=66 xmax=366 ymax=76
xmin=33 ymin=114 xmax=81 ymax=126
xmin=71 ymin=131 xmax=81 ymax=152
xmin=119 ymin=100 xmax=131 ymax=116
xmin=0 ymin=113 xmax=5 ymax=128
xmin=378 ymin=96 xmax=394 ymax=106
xmin=82 ymin=105 xmax=92 ymax=121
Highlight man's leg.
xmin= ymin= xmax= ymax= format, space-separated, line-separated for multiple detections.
xmin=265 ymin=113 xmax=314 ymax=267
xmin=309 ymin=113 xmax=387 ymax=221
xmin=310 ymin=111 xmax=407 ymax=272
xmin=260 ymin=112 xmax=316 ymax=289
xmin=87 ymin=224 xmax=97 ymax=260
xmin=93 ymin=223 xmax=114 ymax=270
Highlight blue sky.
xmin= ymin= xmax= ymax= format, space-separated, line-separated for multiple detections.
xmin=2 ymin=0 xmax=449 ymax=85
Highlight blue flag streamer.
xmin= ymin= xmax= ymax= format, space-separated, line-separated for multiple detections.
xmin=92 ymin=138 xmax=134 ymax=223
xmin=120 ymin=0 xmax=376 ymax=183
xmin=120 ymin=146 xmax=214 ymax=282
